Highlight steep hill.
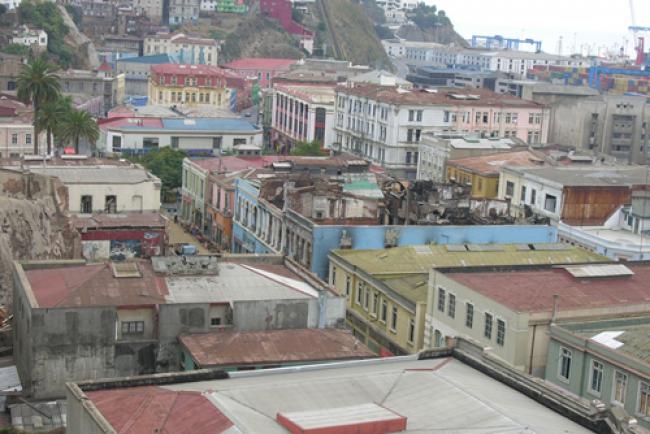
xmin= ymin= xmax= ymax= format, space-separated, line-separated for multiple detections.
xmin=397 ymin=24 xmax=468 ymax=47
xmin=311 ymin=0 xmax=391 ymax=68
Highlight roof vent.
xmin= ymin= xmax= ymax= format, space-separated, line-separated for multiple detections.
xmin=564 ymin=264 xmax=634 ymax=279
xmin=111 ymin=262 xmax=142 ymax=278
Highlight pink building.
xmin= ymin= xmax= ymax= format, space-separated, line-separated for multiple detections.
xmin=222 ymin=58 xmax=299 ymax=88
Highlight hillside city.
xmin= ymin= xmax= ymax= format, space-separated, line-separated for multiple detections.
xmin=0 ymin=0 xmax=649 ymax=432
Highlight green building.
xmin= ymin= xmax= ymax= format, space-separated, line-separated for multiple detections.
xmin=546 ymin=316 xmax=650 ymax=428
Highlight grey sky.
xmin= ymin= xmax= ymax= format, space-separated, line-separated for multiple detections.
xmin=424 ymin=0 xmax=650 ymax=56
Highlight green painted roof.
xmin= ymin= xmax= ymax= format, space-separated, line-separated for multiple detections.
xmin=377 ymin=274 xmax=429 ymax=305
xmin=331 ymin=243 xmax=609 ymax=277
xmin=565 ymin=317 xmax=650 ymax=365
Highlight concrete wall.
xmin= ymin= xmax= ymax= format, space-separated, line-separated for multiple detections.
xmin=67 ymin=182 xmax=161 ymax=213
xmin=232 ymin=298 xmax=318 ymax=331
xmin=66 ymin=384 xmax=113 ymax=434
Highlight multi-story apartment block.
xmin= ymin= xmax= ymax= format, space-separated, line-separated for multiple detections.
xmin=334 ymin=85 xmax=549 ymax=178
xmin=271 ymin=84 xmax=336 ymax=152
xmin=144 ymin=33 xmax=218 ymax=65
xmin=133 ymin=0 xmax=163 ymax=23
xmin=167 ymin=0 xmax=199 ymax=24
xmin=148 ymin=64 xmax=230 ymax=108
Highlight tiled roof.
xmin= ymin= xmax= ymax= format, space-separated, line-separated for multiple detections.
xmin=223 ymin=58 xmax=298 ymax=70
xmin=447 ymin=150 xmax=545 ymax=176
xmin=180 ymin=329 xmax=374 ymax=367
xmin=25 ymin=261 xmax=168 ymax=308
xmin=445 ymin=263 xmax=650 ymax=313
xmin=86 ymin=386 xmax=233 ymax=434
xmin=336 ymin=84 xmax=543 ymax=108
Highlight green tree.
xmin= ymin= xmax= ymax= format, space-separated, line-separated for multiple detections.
xmin=128 ymin=147 xmax=186 ymax=199
xmin=290 ymin=140 xmax=325 ymax=156
xmin=410 ymin=2 xmax=451 ymax=28
xmin=65 ymin=4 xmax=82 ymax=27
xmin=36 ymin=95 xmax=72 ymax=154
xmin=16 ymin=56 xmax=61 ymax=154
xmin=58 ymin=108 xmax=99 ymax=154
xmin=2 ymin=43 xmax=30 ymax=56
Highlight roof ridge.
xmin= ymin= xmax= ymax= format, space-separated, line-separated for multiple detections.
xmin=54 ymin=264 xmax=108 ymax=307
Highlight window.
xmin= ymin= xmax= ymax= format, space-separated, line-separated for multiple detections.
xmin=121 ymin=321 xmax=144 ymax=335
xmin=408 ymin=110 xmax=415 ymax=121
xmin=408 ymin=319 xmax=415 ymax=344
xmin=496 ymin=319 xmax=506 ymax=346
xmin=544 ymin=194 xmax=557 ymax=213
xmin=345 ymin=276 xmax=351 ymax=298
xmin=171 ymin=137 xmax=179 ymax=149
xmin=105 ymin=195 xmax=117 ymax=213
xmin=589 ymin=360 xmax=604 ymax=395
xmin=330 ymin=267 xmax=336 ymax=285
xmin=406 ymin=151 xmax=412 ymax=164
xmin=530 ymin=189 xmax=536 ymax=205
xmin=505 ymin=181 xmax=514 ymax=197
xmin=416 ymin=110 xmax=423 ymax=122
xmin=448 ymin=293 xmax=456 ymax=318
xmin=143 ymin=137 xmax=159 ymax=150
xmin=484 ymin=313 xmax=493 ymax=339
xmin=520 ymin=186 xmax=526 ymax=202
xmin=407 ymin=129 xmax=413 ymax=142
xmin=112 ymin=136 xmax=122 ymax=151
xmin=11 ymin=133 xmax=17 ymax=145
xmin=210 ymin=317 xmax=221 ymax=326
xmin=363 ymin=286 xmax=370 ymax=310
xmin=372 ymin=292 xmax=379 ymax=316
xmin=80 ymin=195 xmax=93 ymax=213
xmin=233 ymin=138 xmax=247 ymax=146
xmin=356 ymin=283 xmax=363 ymax=305
xmin=558 ymin=347 xmax=572 ymax=381
xmin=437 ymin=288 xmax=446 ymax=312
xmin=381 ymin=299 xmax=387 ymax=323
xmin=613 ymin=371 xmax=628 ymax=404
xmin=465 ymin=303 xmax=474 ymax=328
xmin=639 ymin=382 xmax=650 ymax=417
xmin=390 ymin=306 xmax=398 ymax=332
xmin=26 ymin=134 xmax=31 ymax=145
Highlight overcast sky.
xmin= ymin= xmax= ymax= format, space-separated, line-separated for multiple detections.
xmin=424 ymin=0 xmax=650 ymax=57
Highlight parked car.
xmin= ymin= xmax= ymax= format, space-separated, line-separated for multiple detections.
xmin=173 ymin=243 xmax=198 ymax=256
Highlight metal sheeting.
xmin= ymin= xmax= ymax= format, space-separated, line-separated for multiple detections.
xmin=564 ymin=264 xmax=634 ymax=278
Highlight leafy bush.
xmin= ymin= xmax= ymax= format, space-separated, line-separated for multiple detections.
xmin=2 ymin=43 xmax=30 ymax=56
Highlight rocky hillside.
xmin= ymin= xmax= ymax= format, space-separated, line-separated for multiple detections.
xmin=0 ymin=173 xmax=79 ymax=307
xmin=219 ymin=15 xmax=304 ymax=63
xmin=397 ymin=24 xmax=468 ymax=47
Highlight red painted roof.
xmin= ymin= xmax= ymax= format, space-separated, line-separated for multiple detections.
xmin=150 ymin=64 xmax=228 ymax=77
xmin=97 ymin=62 xmax=112 ymax=72
xmin=223 ymin=58 xmax=298 ymax=71
xmin=180 ymin=328 xmax=375 ymax=367
xmin=86 ymin=386 xmax=233 ymax=434
xmin=445 ymin=264 xmax=650 ymax=313
xmin=25 ymin=261 xmax=168 ymax=308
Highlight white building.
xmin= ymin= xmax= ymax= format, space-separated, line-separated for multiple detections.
xmin=417 ymin=134 xmax=519 ymax=182
xmin=11 ymin=26 xmax=47 ymax=49
xmin=143 ymin=33 xmax=218 ymax=66
xmin=100 ymin=117 xmax=262 ymax=156
xmin=404 ymin=46 xmax=592 ymax=78
xmin=334 ymin=85 xmax=549 ymax=178
xmin=558 ymin=186 xmax=650 ymax=261
xmin=25 ymin=163 xmax=161 ymax=214
xmin=271 ymin=84 xmax=336 ymax=151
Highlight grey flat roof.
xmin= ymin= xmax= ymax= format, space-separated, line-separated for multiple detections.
xmin=508 ymin=165 xmax=650 ymax=187
xmin=158 ymin=357 xmax=593 ymax=433
xmin=26 ymin=166 xmax=156 ymax=184
xmin=164 ymin=263 xmax=316 ymax=303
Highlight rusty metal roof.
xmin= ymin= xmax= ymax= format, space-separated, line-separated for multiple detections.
xmin=72 ymin=212 xmax=167 ymax=230
xmin=179 ymin=329 xmax=375 ymax=367
xmin=25 ymin=261 xmax=168 ymax=308
xmin=86 ymin=386 xmax=234 ymax=434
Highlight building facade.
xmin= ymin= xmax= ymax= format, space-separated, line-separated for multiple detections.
xmin=334 ymin=85 xmax=549 ymax=178
xmin=222 ymin=58 xmax=298 ymax=89
xmin=144 ymin=33 xmax=218 ymax=66
xmin=148 ymin=64 xmax=230 ymax=109
xmin=167 ymin=0 xmax=199 ymax=24
xmin=0 ymin=118 xmax=47 ymax=158
xmin=271 ymin=84 xmax=336 ymax=152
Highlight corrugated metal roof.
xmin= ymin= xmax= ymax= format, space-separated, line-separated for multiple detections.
xmin=277 ymin=403 xmax=405 ymax=432
xmin=331 ymin=243 xmax=608 ymax=276
xmin=27 ymin=166 xmax=155 ymax=184
xmin=180 ymin=329 xmax=374 ymax=367
xmin=564 ymin=264 xmax=634 ymax=278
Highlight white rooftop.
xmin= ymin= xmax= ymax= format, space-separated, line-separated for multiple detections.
xmin=164 ymin=263 xmax=317 ymax=303
xmin=161 ymin=357 xmax=594 ymax=433
xmin=25 ymin=166 xmax=158 ymax=184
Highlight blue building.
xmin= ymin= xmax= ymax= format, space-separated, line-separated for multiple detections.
xmin=232 ymin=177 xmax=558 ymax=279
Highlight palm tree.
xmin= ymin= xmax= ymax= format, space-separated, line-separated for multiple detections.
xmin=16 ymin=57 xmax=61 ymax=155
xmin=59 ymin=108 xmax=99 ymax=154
xmin=36 ymin=96 xmax=72 ymax=155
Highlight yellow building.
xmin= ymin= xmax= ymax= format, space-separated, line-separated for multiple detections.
xmin=446 ymin=150 xmax=545 ymax=198
xmin=328 ymin=243 xmax=607 ymax=355
xmin=148 ymin=64 xmax=231 ymax=109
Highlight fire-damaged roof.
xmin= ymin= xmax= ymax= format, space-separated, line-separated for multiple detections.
xmin=179 ymin=329 xmax=374 ymax=368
